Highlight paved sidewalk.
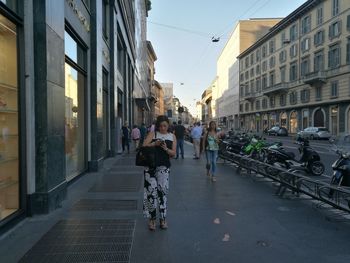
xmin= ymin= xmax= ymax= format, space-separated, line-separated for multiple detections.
xmin=1 ymin=144 xmax=350 ymax=262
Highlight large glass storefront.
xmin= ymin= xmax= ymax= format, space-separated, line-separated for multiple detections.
xmin=0 ymin=13 xmax=19 ymax=220
xmin=64 ymin=31 xmax=86 ymax=180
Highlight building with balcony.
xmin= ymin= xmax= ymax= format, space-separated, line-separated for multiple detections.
xmin=213 ymin=18 xmax=282 ymax=130
xmin=238 ymin=0 xmax=350 ymax=135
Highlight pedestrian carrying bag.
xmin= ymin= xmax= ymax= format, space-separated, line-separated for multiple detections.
xmin=135 ymin=146 xmax=156 ymax=168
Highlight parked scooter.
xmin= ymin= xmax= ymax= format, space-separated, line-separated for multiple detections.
xmin=265 ymin=137 xmax=325 ymax=176
xmin=329 ymin=136 xmax=350 ymax=197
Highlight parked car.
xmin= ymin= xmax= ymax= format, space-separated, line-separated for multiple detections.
xmin=267 ymin=126 xmax=288 ymax=136
xmin=297 ymin=127 xmax=331 ymax=140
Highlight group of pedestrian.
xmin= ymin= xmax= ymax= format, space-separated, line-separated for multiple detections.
xmin=121 ymin=122 xmax=148 ymax=153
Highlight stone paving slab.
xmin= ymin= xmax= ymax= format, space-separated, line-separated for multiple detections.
xmin=1 ymin=145 xmax=350 ymax=263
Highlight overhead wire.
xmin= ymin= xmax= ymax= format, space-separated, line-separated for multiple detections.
xmin=216 ymin=0 xmax=266 ymax=38
xmin=148 ymin=20 xmax=212 ymax=39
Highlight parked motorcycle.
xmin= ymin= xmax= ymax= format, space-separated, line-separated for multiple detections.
xmin=329 ymin=136 xmax=350 ymax=197
xmin=265 ymin=137 xmax=325 ymax=176
xmin=242 ymin=137 xmax=282 ymax=161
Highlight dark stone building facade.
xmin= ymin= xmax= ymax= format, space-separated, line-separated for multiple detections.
xmin=0 ymin=0 xmax=149 ymax=233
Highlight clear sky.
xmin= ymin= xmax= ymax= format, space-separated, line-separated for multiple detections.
xmin=147 ymin=0 xmax=307 ymax=115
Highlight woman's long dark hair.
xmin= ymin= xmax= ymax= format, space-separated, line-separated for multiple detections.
xmin=155 ymin=115 xmax=170 ymax=131
xmin=207 ymin=121 xmax=217 ymax=132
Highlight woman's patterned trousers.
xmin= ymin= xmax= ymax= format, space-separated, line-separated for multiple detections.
xmin=143 ymin=166 xmax=170 ymax=220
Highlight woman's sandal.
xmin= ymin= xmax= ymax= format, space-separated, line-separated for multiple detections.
xmin=159 ymin=219 xmax=168 ymax=230
xmin=148 ymin=220 xmax=156 ymax=231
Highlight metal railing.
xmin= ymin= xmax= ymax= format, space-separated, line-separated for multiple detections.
xmin=219 ymin=147 xmax=350 ymax=213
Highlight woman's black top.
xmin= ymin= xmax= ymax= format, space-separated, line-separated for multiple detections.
xmin=151 ymin=132 xmax=174 ymax=168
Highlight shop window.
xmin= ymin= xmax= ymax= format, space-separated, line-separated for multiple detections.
xmin=64 ymin=30 xmax=87 ymax=180
xmin=0 ymin=14 xmax=19 ymax=220
xmin=302 ymin=110 xmax=309 ymax=129
xmin=290 ymin=111 xmax=298 ymax=133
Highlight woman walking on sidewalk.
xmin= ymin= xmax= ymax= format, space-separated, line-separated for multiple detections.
xmin=142 ymin=115 xmax=176 ymax=231
xmin=202 ymin=121 xmax=220 ymax=182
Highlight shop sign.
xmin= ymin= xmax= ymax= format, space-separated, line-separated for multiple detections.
xmin=66 ymin=0 xmax=90 ymax=32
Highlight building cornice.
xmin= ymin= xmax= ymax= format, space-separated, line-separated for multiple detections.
xmin=238 ymin=0 xmax=323 ymax=59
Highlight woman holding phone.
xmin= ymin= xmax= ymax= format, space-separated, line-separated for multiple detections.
xmin=142 ymin=115 xmax=177 ymax=231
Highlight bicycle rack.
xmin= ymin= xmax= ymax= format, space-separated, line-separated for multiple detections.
xmin=219 ymin=145 xmax=350 ymax=213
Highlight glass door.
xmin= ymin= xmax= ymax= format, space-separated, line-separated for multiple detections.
xmin=0 ymin=14 xmax=19 ymax=220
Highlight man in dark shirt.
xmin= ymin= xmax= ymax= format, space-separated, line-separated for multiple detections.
xmin=174 ymin=120 xmax=186 ymax=159
xmin=121 ymin=122 xmax=130 ymax=153
xmin=139 ymin=123 xmax=147 ymax=146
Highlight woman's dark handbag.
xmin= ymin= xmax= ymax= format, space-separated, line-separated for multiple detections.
xmin=135 ymin=146 xmax=156 ymax=168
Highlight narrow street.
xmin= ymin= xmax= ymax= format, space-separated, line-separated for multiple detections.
xmin=1 ymin=143 xmax=350 ymax=263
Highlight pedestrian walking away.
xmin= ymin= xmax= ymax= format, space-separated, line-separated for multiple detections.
xmin=174 ymin=120 xmax=185 ymax=159
xmin=191 ymin=122 xmax=202 ymax=159
xmin=142 ymin=115 xmax=177 ymax=231
xmin=139 ymin=123 xmax=147 ymax=146
xmin=121 ymin=122 xmax=130 ymax=154
xmin=131 ymin=124 xmax=141 ymax=150
xmin=202 ymin=121 xmax=220 ymax=182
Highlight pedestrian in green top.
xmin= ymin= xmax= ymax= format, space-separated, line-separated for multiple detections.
xmin=202 ymin=121 xmax=220 ymax=182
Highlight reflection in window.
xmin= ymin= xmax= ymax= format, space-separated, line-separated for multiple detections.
xmin=65 ymin=63 xmax=85 ymax=179
xmin=64 ymin=30 xmax=86 ymax=180
xmin=0 ymin=14 xmax=19 ymax=220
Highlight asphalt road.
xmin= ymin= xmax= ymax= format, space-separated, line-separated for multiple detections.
xmin=263 ymin=135 xmax=337 ymax=179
